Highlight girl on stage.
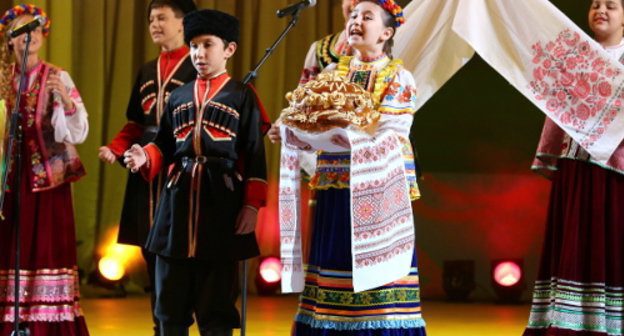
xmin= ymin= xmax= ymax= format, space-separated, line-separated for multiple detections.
xmin=525 ymin=0 xmax=624 ymax=335
xmin=0 ymin=4 xmax=90 ymax=336
xmin=270 ymin=1 xmax=426 ymax=335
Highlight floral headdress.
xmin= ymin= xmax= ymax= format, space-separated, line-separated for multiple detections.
xmin=351 ymin=0 xmax=405 ymax=27
xmin=0 ymin=4 xmax=50 ymax=39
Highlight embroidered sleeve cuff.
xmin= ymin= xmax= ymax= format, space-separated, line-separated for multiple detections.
xmin=244 ymin=178 xmax=268 ymax=209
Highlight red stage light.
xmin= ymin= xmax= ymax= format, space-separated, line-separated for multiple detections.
xmin=255 ymin=256 xmax=282 ymax=295
xmin=491 ymin=259 xmax=526 ymax=303
xmin=259 ymin=257 xmax=282 ymax=283
xmin=493 ymin=261 xmax=522 ymax=287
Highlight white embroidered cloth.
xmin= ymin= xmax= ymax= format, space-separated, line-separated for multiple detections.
xmin=279 ymin=128 xmax=414 ymax=293
xmin=394 ymin=0 xmax=624 ymax=163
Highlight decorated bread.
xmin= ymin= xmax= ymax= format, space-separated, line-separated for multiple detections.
xmin=280 ymin=72 xmax=380 ymax=134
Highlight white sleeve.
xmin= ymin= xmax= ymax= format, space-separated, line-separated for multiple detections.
xmin=376 ymin=68 xmax=418 ymax=139
xmin=51 ymin=70 xmax=89 ymax=145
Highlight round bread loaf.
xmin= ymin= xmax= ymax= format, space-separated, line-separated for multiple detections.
xmin=280 ymin=72 xmax=380 ymax=134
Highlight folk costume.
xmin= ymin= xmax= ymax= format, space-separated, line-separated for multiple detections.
xmin=524 ymin=41 xmax=624 ymax=336
xmin=109 ymin=46 xmax=196 ymax=247
xmin=0 ymin=5 xmax=89 ymax=336
xmin=299 ymin=30 xmax=351 ymax=84
xmin=139 ymin=9 xmax=267 ymax=335
xmin=107 ymin=0 xmax=197 ymax=251
xmin=104 ymin=2 xmax=196 ymax=335
xmin=279 ymin=2 xmax=426 ymax=335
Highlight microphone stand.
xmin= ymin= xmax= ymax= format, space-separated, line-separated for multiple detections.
xmin=0 ymin=32 xmax=33 ymax=336
xmin=242 ymin=7 xmax=303 ymax=84
xmin=239 ymin=6 xmax=304 ymax=336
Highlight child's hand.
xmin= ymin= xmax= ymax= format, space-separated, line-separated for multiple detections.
xmin=267 ymin=120 xmax=282 ymax=143
xmin=98 ymin=146 xmax=117 ymax=164
xmin=123 ymin=144 xmax=147 ymax=173
xmin=47 ymin=72 xmax=74 ymax=111
xmin=330 ymin=134 xmax=350 ymax=149
xmin=235 ymin=206 xmax=258 ymax=235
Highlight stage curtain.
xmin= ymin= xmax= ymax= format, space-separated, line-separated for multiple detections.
xmin=2 ymin=0 xmax=345 ymax=273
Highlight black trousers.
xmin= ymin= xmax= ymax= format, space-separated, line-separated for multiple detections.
xmin=154 ymin=255 xmax=240 ymax=329
xmin=142 ymin=248 xmax=159 ymax=334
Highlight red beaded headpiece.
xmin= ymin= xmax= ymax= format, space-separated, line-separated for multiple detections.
xmin=351 ymin=0 xmax=405 ymax=27
xmin=0 ymin=4 xmax=50 ymax=38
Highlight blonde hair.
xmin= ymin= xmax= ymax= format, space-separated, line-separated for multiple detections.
xmin=0 ymin=37 xmax=12 ymax=102
xmin=0 ymin=14 xmax=34 ymax=101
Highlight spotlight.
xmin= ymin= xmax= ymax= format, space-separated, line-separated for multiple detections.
xmin=442 ymin=260 xmax=475 ymax=301
xmin=88 ymin=254 xmax=128 ymax=295
xmin=491 ymin=259 xmax=526 ymax=303
xmin=88 ymin=242 xmax=141 ymax=296
xmin=98 ymin=256 xmax=125 ymax=281
xmin=255 ymin=256 xmax=281 ymax=295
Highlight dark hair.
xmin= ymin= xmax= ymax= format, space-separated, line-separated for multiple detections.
xmin=359 ymin=0 xmax=396 ymax=56
xmin=149 ymin=0 xmax=185 ymax=19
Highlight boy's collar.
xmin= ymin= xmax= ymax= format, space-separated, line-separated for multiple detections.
xmin=160 ymin=45 xmax=189 ymax=57
xmin=197 ymin=70 xmax=229 ymax=81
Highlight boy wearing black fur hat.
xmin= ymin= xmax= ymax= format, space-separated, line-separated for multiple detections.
xmin=98 ymin=1 xmax=197 ymax=335
xmin=124 ymin=9 xmax=267 ymax=336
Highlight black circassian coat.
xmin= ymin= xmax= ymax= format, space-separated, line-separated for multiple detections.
xmin=143 ymin=75 xmax=267 ymax=261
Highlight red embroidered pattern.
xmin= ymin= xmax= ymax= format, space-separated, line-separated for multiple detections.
xmin=529 ymin=29 xmax=624 ymax=149
xmin=279 ymin=151 xmax=303 ymax=274
xmin=350 ymin=133 xmax=414 ymax=269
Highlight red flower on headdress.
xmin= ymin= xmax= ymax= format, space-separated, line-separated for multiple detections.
xmin=351 ymin=0 xmax=405 ymax=27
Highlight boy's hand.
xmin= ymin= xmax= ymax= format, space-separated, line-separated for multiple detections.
xmin=123 ymin=144 xmax=147 ymax=173
xmin=268 ymin=121 xmax=282 ymax=144
xmin=235 ymin=206 xmax=258 ymax=235
xmin=98 ymin=146 xmax=117 ymax=164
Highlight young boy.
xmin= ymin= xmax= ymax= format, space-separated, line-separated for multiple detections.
xmin=124 ymin=9 xmax=267 ymax=336
xmin=97 ymin=1 xmax=196 ymax=334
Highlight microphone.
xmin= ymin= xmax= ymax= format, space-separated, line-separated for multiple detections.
xmin=276 ymin=0 xmax=317 ymax=18
xmin=9 ymin=15 xmax=46 ymax=38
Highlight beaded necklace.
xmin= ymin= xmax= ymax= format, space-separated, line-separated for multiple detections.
xmin=335 ymin=55 xmax=402 ymax=106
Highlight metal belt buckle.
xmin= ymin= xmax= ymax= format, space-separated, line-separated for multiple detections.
xmin=195 ymin=156 xmax=208 ymax=164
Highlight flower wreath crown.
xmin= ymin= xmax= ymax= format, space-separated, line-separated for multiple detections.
xmin=0 ymin=4 xmax=50 ymax=39
xmin=351 ymin=0 xmax=405 ymax=27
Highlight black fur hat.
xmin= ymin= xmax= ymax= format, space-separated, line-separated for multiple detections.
xmin=183 ymin=9 xmax=239 ymax=45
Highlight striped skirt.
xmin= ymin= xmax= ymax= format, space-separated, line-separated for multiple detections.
xmin=524 ymin=159 xmax=624 ymax=336
xmin=292 ymin=188 xmax=426 ymax=336
xmin=0 ymin=178 xmax=89 ymax=336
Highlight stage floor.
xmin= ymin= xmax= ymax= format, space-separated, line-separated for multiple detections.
xmin=82 ymin=295 xmax=531 ymax=335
